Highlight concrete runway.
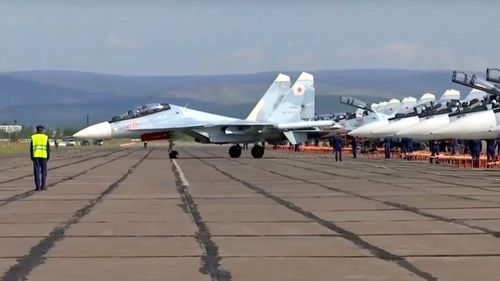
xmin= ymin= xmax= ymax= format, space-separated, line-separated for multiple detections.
xmin=1 ymin=146 xmax=500 ymax=281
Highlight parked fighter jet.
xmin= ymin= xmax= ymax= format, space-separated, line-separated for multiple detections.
xmin=74 ymin=72 xmax=336 ymax=158
xmin=396 ymin=89 xmax=487 ymax=140
xmin=347 ymin=94 xmax=429 ymax=138
xmin=429 ymin=71 xmax=500 ymax=139
xmin=363 ymin=90 xmax=462 ymax=139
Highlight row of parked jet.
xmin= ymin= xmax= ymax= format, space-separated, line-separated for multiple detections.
xmin=346 ymin=68 xmax=500 ymax=141
xmin=73 ymin=68 xmax=500 ymax=159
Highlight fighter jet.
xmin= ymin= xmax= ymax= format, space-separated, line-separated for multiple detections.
xmin=396 ymin=89 xmax=486 ymax=140
xmin=347 ymin=94 xmax=428 ymax=138
xmin=364 ymin=90 xmax=463 ymax=139
xmin=486 ymin=68 xmax=500 ymax=135
xmin=74 ymin=72 xmax=336 ymax=158
xmin=429 ymin=71 xmax=500 ymax=140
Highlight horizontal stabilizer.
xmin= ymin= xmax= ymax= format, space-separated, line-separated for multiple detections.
xmin=275 ymin=120 xmax=335 ymax=130
xmin=283 ymin=131 xmax=308 ymax=145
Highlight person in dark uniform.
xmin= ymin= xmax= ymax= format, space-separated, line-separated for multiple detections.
xmin=30 ymin=125 xmax=50 ymax=191
xmin=429 ymin=140 xmax=435 ymax=163
xmin=451 ymin=138 xmax=459 ymax=155
xmin=407 ymin=138 xmax=414 ymax=153
xmin=487 ymin=139 xmax=496 ymax=162
xmin=143 ymin=141 xmax=148 ymax=149
xmin=335 ymin=134 xmax=343 ymax=161
xmin=470 ymin=140 xmax=481 ymax=168
xmin=433 ymin=140 xmax=440 ymax=164
xmin=429 ymin=140 xmax=439 ymax=164
xmin=329 ymin=134 xmax=343 ymax=161
xmin=384 ymin=137 xmax=391 ymax=159
xmin=401 ymin=138 xmax=408 ymax=159
xmin=497 ymin=138 xmax=500 ymax=156
xmin=351 ymin=137 xmax=357 ymax=158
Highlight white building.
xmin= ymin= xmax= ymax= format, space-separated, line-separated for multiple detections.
xmin=0 ymin=125 xmax=22 ymax=133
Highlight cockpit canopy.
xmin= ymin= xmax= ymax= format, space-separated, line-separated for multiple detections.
xmin=340 ymin=96 xmax=372 ymax=111
xmin=110 ymin=103 xmax=171 ymax=122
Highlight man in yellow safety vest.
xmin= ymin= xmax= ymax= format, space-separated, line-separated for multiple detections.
xmin=31 ymin=125 xmax=50 ymax=191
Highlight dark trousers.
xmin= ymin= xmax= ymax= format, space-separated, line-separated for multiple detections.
xmin=384 ymin=146 xmax=390 ymax=159
xmin=471 ymin=151 xmax=480 ymax=168
xmin=333 ymin=147 xmax=342 ymax=161
xmin=430 ymin=144 xmax=440 ymax=163
xmin=487 ymin=140 xmax=496 ymax=161
xmin=352 ymin=146 xmax=357 ymax=158
xmin=33 ymin=158 xmax=47 ymax=189
xmin=487 ymin=149 xmax=495 ymax=161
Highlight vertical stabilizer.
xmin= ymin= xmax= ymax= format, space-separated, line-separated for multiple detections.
xmin=418 ymin=93 xmax=436 ymax=104
xmin=300 ymin=74 xmax=315 ymax=120
xmin=399 ymin=97 xmax=418 ymax=113
xmin=439 ymin=89 xmax=460 ymax=101
xmin=268 ymin=72 xmax=314 ymax=123
xmin=382 ymin=99 xmax=400 ymax=115
xmin=463 ymin=89 xmax=488 ymax=101
xmin=246 ymin=73 xmax=291 ymax=122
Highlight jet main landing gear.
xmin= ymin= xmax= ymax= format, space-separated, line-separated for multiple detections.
xmin=251 ymin=144 xmax=264 ymax=158
xmin=228 ymin=145 xmax=242 ymax=158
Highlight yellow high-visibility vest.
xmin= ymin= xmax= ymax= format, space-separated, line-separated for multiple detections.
xmin=31 ymin=134 xmax=48 ymax=158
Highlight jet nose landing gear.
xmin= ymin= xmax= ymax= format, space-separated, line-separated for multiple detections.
xmin=228 ymin=145 xmax=242 ymax=158
xmin=169 ymin=150 xmax=179 ymax=159
xmin=251 ymin=144 xmax=264 ymax=158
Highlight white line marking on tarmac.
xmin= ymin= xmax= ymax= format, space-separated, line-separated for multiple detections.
xmin=172 ymin=159 xmax=190 ymax=186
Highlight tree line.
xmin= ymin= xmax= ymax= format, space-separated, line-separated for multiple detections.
xmin=0 ymin=127 xmax=80 ymax=141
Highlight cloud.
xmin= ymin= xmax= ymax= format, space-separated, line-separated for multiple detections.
xmin=199 ymin=48 xmax=266 ymax=74
xmin=334 ymin=42 xmax=492 ymax=71
xmin=106 ymin=34 xmax=137 ymax=50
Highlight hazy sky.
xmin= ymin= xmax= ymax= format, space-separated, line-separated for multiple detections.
xmin=1 ymin=0 xmax=499 ymax=75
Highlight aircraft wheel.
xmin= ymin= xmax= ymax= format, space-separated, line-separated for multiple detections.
xmin=169 ymin=150 xmax=179 ymax=159
xmin=228 ymin=145 xmax=242 ymax=158
xmin=251 ymin=145 xmax=265 ymax=158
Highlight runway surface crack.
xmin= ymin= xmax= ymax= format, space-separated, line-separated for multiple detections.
xmin=0 ymin=150 xmax=151 ymax=281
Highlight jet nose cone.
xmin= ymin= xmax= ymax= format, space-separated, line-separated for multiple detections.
xmin=348 ymin=120 xmax=387 ymax=137
xmin=73 ymin=122 xmax=112 ymax=139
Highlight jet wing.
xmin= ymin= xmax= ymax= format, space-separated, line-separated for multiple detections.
xmin=126 ymin=119 xmax=336 ymax=134
xmin=125 ymin=119 xmax=273 ymax=133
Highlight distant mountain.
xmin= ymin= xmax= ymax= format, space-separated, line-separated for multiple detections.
xmin=0 ymin=69 xmax=472 ymax=128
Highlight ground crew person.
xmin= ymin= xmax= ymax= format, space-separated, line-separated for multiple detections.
xmin=383 ymin=137 xmax=391 ymax=159
xmin=433 ymin=140 xmax=440 ymax=163
xmin=486 ymin=139 xmax=497 ymax=162
xmin=429 ymin=140 xmax=439 ymax=164
xmin=401 ymin=138 xmax=408 ymax=159
xmin=469 ymin=139 xmax=481 ymax=168
xmin=351 ymin=137 xmax=357 ymax=158
xmin=451 ymin=138 xmax=459 ymax=155
xmin=31 ymin=125 xmax=50 ymax=191
xmin=405 ymin=138 xmax=414 ymax=159
xmin=329 ymin=134 xmax=343 ymax=161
